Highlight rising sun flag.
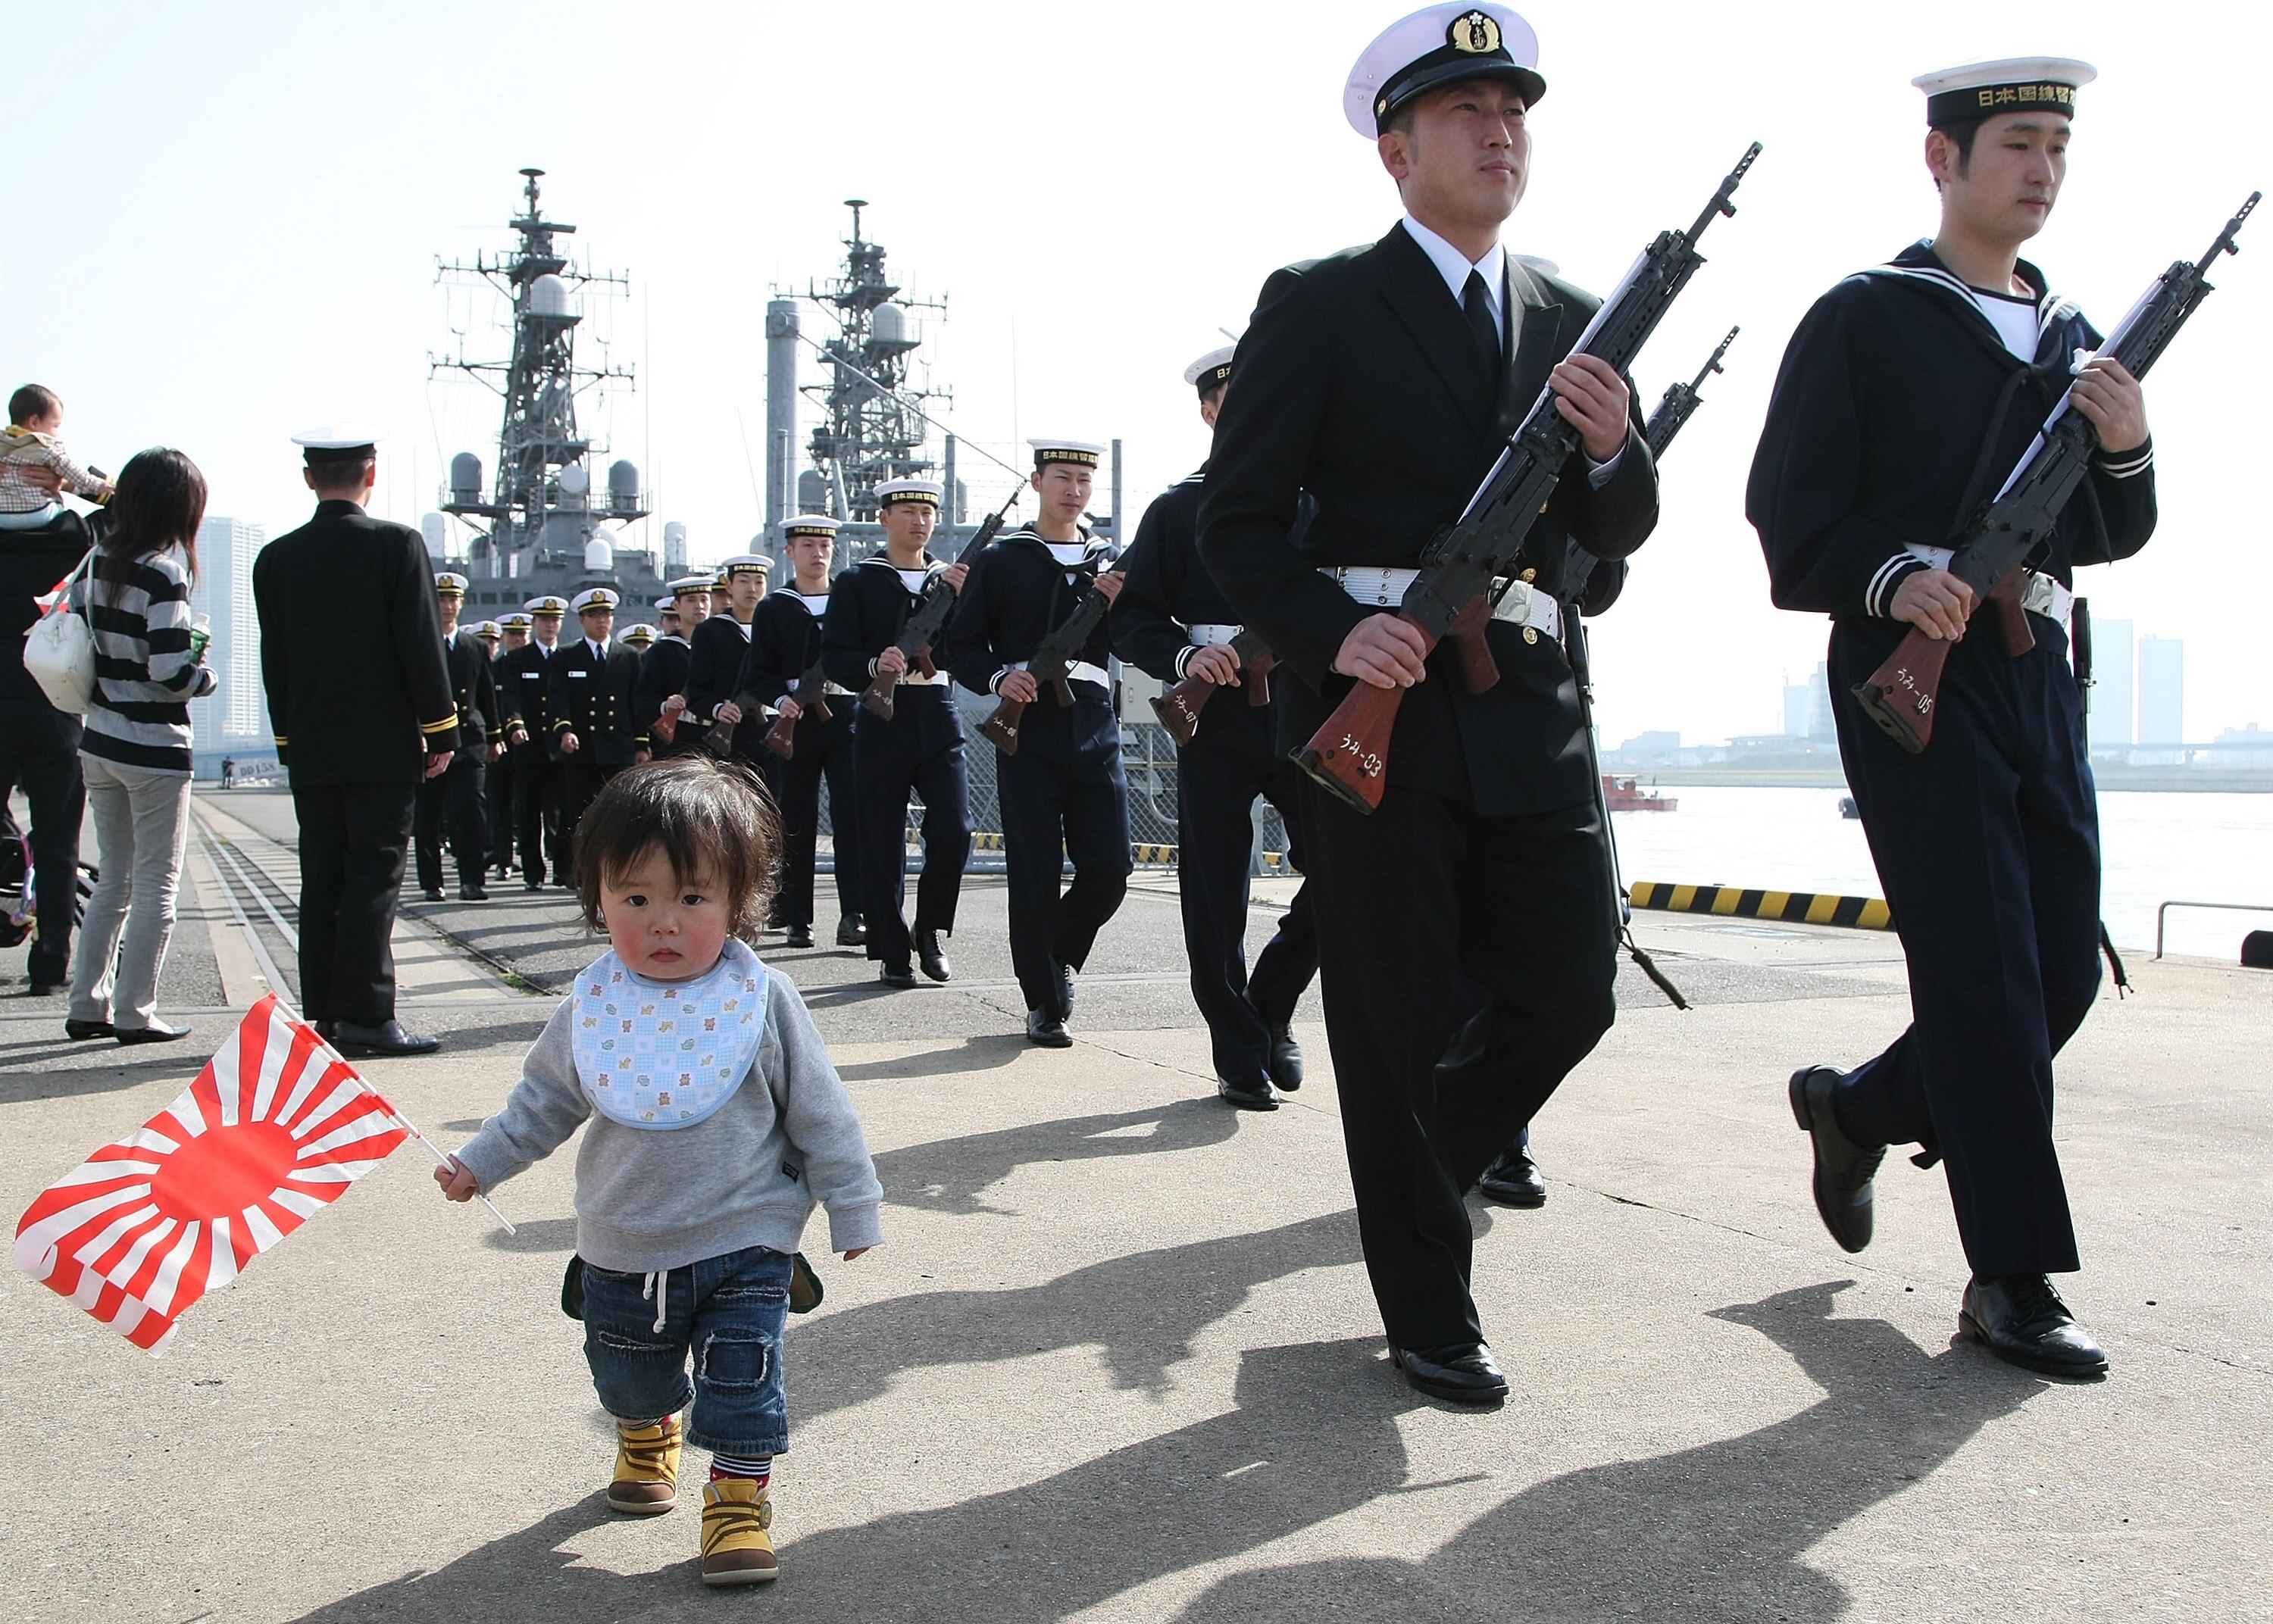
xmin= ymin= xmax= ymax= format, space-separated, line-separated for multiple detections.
xmin=14 ymin=995 xmax=411 ymax=1353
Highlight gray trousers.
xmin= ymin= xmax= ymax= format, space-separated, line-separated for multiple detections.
xmin=68 ymin=754 xmax=192 ymax=1030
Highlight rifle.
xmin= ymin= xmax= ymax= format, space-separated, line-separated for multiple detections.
xmin=2069 ymin=595 xmax=2132 ymax=995
xmin=862 ymin=486 xmax=1018 ymax=720
xmin=1853 ymin=191 xmax=2259 ymax=754
xmin=1295 ymin=142 xmax=1762 ymax=813
xmin=1150 ymin=629 xmax=1277 ymax=747
xmin=761 ymin=660 xmax=833 ymax=760
xmin=978 ymin=566 xmax=1114 ymax=756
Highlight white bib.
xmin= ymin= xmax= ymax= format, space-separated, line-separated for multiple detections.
xmin=571 ymin=938 xmax=769 ymax=1129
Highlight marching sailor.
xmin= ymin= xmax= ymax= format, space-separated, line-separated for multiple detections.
xmin=486 ymin=614 xmax=528 ymax=880
xmin=500 ymin=597 xmax=567 ymax=889
xmin=252 ymin=426 xmax=460 ymax=1056
xmin=684 ymin=554 xmax=775 ymax=764
xmin=743 ymin=514 xmax=867 ymax=951
xmin=1199 ymin=5 xmax=1659 ymax=1404
xmin=1749 ymin=57 xmax=2154 ymax=1379
xmin=546 ymin=586 xmax=648 ymax=870
xmin=636 ymin=576 xmax=708 ymax=757
xmin=943 ymin=441 xmax=1131 ymax=1047
xmin=1111 ymin=346 xmax=1316 ymax=1110
xmin=620 ymin=620 xmax=656 ymax=654
xmin=822 ymin=477 xmax=974 ymax=988
xmin=414 ymin=571 xmax=502 ymax=902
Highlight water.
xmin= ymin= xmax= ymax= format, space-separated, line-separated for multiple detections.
xmin=1611 ymin=786 xmax=2273 ymax=961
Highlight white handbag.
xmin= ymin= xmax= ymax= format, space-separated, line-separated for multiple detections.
xmin=22 ymin=548 xmax=97 ymax=714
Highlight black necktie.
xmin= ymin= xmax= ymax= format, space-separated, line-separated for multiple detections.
xmin=1462 ymin=269 xmax=1501 ymax=372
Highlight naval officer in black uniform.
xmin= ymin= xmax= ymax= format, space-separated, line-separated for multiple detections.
xmin=414 ymin=572 xmax=501 ymax=902
xmin=1199 ymin=5 xmax=1659 ymax=1404
xmin=823 ymin=477 xmax=973 ymax=988
xmin=1749 ymin=58 xmax=2154 ymax=1379
xmin=254 ymin=427 xmax=461 ymax=1057
xmin=636 ymin=576 xmax=705 ymax=757
xmin=943 ymin=440 xmax=1131 ymax=1046
xmin=1112 ymin=346 xmax=1316 ymax=1110
xmin=546 ymin=586 xmax=648 ymax=873
xmin=485 ymin=613 xmax=528 ymax=879
xmin=744 ymin=514 xmax=867 ymax=950
xmin=499 ymin=596 xmax=567 ymax=888
xmin=683 ymin=554 xmax=776 ymax=765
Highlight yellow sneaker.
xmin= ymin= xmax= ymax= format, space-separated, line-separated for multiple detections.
xmin=700 ymin=1477 xmax=779 ymax=1585
xmin=608 ymin=1417 xmax=681 ymax=1515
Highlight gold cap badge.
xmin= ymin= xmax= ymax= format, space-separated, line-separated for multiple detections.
xmin=1449 ymin=9 xmax=1502 ymax=54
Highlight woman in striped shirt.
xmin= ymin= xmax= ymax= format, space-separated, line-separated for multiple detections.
xmin=63 ymin=448 xmax=216 ymax=1045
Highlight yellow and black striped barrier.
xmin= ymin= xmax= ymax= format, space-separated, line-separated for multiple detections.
xmin=1629 ymin=880 xmax=1894 ymax=932
xmin=948 ymin=830 xmax=1292 ymax=873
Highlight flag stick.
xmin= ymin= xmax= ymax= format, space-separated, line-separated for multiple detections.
xmin=384 ymin=1098 xmax=518 ymax=1238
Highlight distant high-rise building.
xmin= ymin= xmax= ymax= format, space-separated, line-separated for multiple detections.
xmin=1782 ymin=679 xmax=1811 ymax=739
xmin=187 ymin=516 xmax=271 ymax=757
xmin=2138 ymin=636 xmax=2184 ymax=763
xmin=2090 ymin=617 xmax=2134 ymax=747
xmin=1807 ymin=663 xmax=1834 ymax=742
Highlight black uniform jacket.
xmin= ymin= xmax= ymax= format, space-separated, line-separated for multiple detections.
xmin=822 ymin=555 xmax=951 ymax=692
xmin=633 ymin=634 xmax=692 ymax=736
xmin=941 ymin=528 xmax=1115 ymax=696
xmin=496 ymin=640 xmax=552 ymax=740
xmin=1111 ymin=471 xmax=1236 ymax=685
xmin=741 ymin=592 xmax=830 ymax=707
xmin=546 ymin=636 xmax=645 ymax=765
xmin=1749 ymin=242 xmax=2158 ymax=620
xmin=683 ymin=614 xmax=770 ymax=758
xmin=253 ymin=499 xmax=459 ymax=786
xmin=1199 ymin=223 xmax=1659 ymax=817
xmin=443 ymin=628 xmax=502 ymax=752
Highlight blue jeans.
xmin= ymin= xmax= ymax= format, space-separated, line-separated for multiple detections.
xmin=580 ymin=1246 xmax=793 ymax=1457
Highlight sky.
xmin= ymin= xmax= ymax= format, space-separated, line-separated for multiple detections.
xmin=6 ymin=0 xmax=2266 ymax=748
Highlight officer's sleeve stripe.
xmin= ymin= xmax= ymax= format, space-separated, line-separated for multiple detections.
xmin=420 ymin=716 xmax=457 ymax=735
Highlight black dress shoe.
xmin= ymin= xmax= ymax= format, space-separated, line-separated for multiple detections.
xmin=784 ymin=923 xmax=815 ymax=949
xmin=1216 ymin=1073 xmax=1278 ymax=1112
xmin=115 ymin=1021 xmax=192 ymax=1046
xmin=915 ymin=929 xmax=952 ymax=982
xmin=1025 ymin=1010 xmax=1073 ymax=1048
xmin=1390 ymin=1341 xmax=1508 ymax=1406
xmin=879 ymin=963 xmax=918 ymax=989
xmin=1477 ymin=1145 xmax=1546 ymax=1208
xmin=332 ymin=1020 xmax=442 ymax=1057
xmin=1959 ymin=1274 xmax=2109 ymax=1379
xmin=458 ymin=884 xmax=489 ymax=901
xmin=1058 ymin=964 xmax=1076 ymax=1018
xmin=1789 ymin=1065 xmax=1885 ymax=1254
xmin=421 ymin=887 xmax=446 ymax=902
xmin=836 ymin=915 xmax=868 ymax=947
xmin=27 ymin=979 xmax=64 ymax=998
xmin=64 ymin=1017 xmax=115 ymax=1041
xmin=1266 ymin=1026 xmax=1304 ymax=1092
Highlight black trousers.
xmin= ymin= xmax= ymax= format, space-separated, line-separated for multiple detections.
xmin=511 ymin=745 xmax=564 ymax=885
xmin=292 ymin=779 xmax=416 ymax=1026
xmin=1828 ymin=618 xmax=2097 ymax=1279
xmin=1305 ymin=781 xmax=1615 ymax=1352
xmin=853 ymin=689 xmax=971 ymax=968
xmin=1175 ymin=700 xmax=1317 ymax=1081
xmin=414 ymin=754 xmax=489 ymax=892
xmin=487 ymin=748 xmax=516 ymax=872
xmin=996 ymin=692 xmax=1131 ymax=1018
xmin=0 ymin=702 xmax=84 ymax=985
xmin=553 ymin=756 xmax=623 ymax=882
xmin=773 ymin=705 xmax=864 ymax=929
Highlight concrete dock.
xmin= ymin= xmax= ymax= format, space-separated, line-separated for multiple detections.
xmin=3 ymin=785 xmax=2266 ymax=1622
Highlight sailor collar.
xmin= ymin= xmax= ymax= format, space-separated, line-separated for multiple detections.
xmin=1858 ymin=241 xmax=2083 ymax=366
xmin=657 ymin=631 xmax=689 ymax=648
xmin=1001 ymin=526 xmax=1108 ymax=569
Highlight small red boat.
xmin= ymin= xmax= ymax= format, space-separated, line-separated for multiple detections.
xmin=1603 ymin=775 xmax=1677 ymax=813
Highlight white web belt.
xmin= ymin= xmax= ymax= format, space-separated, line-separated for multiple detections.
xmin=1904 ymin=545 xmax=2074 ymax=624
xmin=1320 ymin=566 xmax=1562 ymax=642
xmin=1187 ymin=623 xmax=1241 ymax=646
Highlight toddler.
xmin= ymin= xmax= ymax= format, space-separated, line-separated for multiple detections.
xmin=2 ymin=385 xmax=112 ymax=534
xmin=438 ymin=754 xmax=881 ymax=1587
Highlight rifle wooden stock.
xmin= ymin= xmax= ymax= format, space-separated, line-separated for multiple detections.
xmin=1151 ymin=642 xmax=1279 ymax=747
xmin=1294 ymin=616 xmax=1440 ymax=813
xmin=763 ymin=682 xmax=833 ymax=760
xmin=979 ymin=695 xmax=1028 ymax=754
xmin=763 ymin=714 xmax=798 ymax=759
xmin=1853 ymin=570 xmax=2031 ymax=755
xmin=861 ymin=649 xmax=943 ymax=722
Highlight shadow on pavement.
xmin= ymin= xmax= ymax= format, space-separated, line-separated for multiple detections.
xmin=873 ymin=1096 xmax=1243 ymax=1216
xmin=1170 ymin=1280 xmax=2046 ymax=1624
xmin=834 ymin=1032 xmax=1030 ymax=1083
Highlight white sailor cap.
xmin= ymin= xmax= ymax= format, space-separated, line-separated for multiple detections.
xmin=292 ymin=423 xmax=384 ymax=464
xmin=875 ymin=479 xmax=944 ymax=508
xmin=665 ymin=573 xmax=714 ymax=597
xmin=1912 ymin=58 xmax=2095 ymax=126
xmin=570 ymin=587 xmax=620 ymax=616
xmin=471 ymin=620 xmax=501 ymax=641
xmin=499 ymin=612 xmax=533 ymax=631
xmin=655 ymin=595 xmax=680 ymax=614
xmin=621 ymin=622 xmax=656 ymax=646
xmin=525 ymin=595 xmax=569 ymax=615
xmin=721 ymin=552 xmax=777 ymax=576
xmin=1345 ymin=5 xmax=1543 ymax=138
xmin=433 ymin=570 xmax=469 ymax=595
xmin=781 ymin=516 xmax=842 ymax=542
xmin=1183 ymin=345 xmax=1237 ymax=398
xmin=1030 ymin=439 xmax=1105 ymax=470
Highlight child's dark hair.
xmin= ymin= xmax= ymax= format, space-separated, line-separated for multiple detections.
xmin=572 ymin=755 xmax=780 ymax=939
xmin=99 ymin=448 xmax=206 ymax=605
xmin=9 ymin=384 xmax=61 ymax=426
